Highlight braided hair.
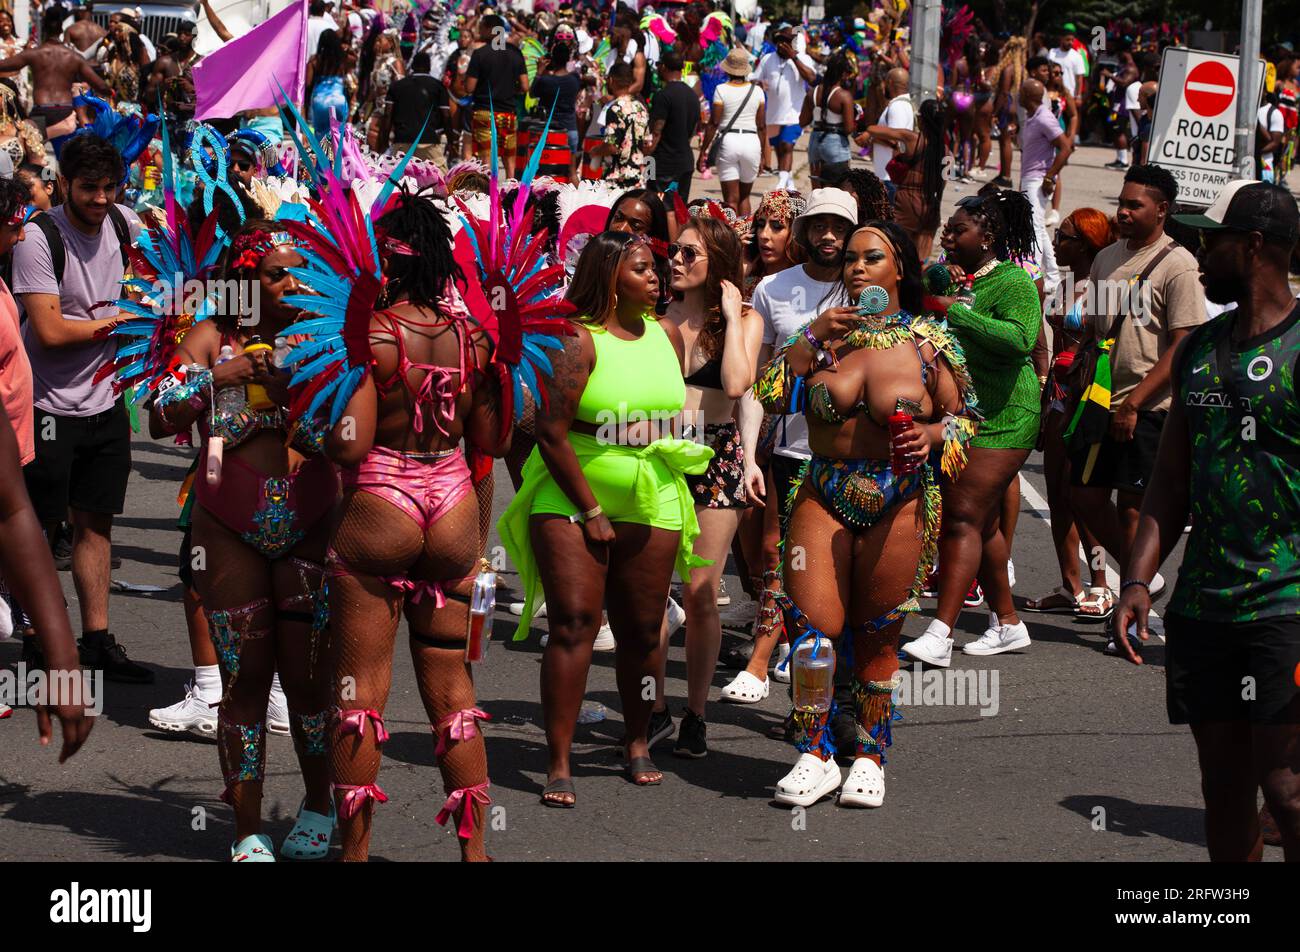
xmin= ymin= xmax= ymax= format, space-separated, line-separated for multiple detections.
xmin=375 ymin=190 xmax=466 ymax=309
xmin=827 ymin=167 xmax=893 ymax=223
xmin=853 ymin=221 xmax=924 ymax=315
xmin=962 ymin=189 xmax=1037 ymax=262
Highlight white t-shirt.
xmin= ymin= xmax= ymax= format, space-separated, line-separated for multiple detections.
xmin=756 ymin=50 xmax=813 ymax=126
xmin=1048 ymin=47 xmax=1087 ymax=97
xmin=1258 ymin=103 xmax=1285 ymax=134
xmin=713 ymin=81 xmax=762 ymax=132
xmin=307 ymin=14 xmax=339 ymax=58
xmin=751 ymin=265 xmax=844 ymax=460
xmin=747 ymin=21 xmax=768 ymax=52
xmin=872 ymin=94 xmax=914 ymax=181
xmin=1124 ymin=79 xmax=1141 ymax=134
xmin=1259 ymin=104 xmax=1285 ymax=172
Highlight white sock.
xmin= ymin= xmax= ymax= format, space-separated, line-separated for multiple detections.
xmin=270 ymin=672 xmax=285 ymax=700
xmin=923 ymin=619 xmax=952 ymax=640
xmin=1116 ymin=148 xmax=1128 ymax=164
xmin=778 ymin=170 xmax=791 ymax=189
xmin=989 ymin=610 xmax=1001 ymax=631
xmin=194 ymin=664 xmax=221 ymax=702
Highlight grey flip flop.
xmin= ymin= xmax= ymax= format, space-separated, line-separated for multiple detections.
xmin=625 ymin=756 xmax=662 ymax=786
xmin=541 ymin=777 xmax=576 ymax=808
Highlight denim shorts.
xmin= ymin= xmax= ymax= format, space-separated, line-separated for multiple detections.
xmin=809 ymin=129 xmax=851 ymax=166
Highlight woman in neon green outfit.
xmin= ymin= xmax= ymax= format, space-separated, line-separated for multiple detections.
xmin=498 ymin=231 xmax=712 ymax=807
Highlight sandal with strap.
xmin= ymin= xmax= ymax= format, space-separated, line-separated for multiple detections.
xmin=280 ymin=800 xmax=336 ymax=860
xmin=838 ymin=757 xmax=885 ymax=808
xmin=231 ymin=833 xmax=276 ymax=862
xmin=720 ymin=670 xmax=770 ymax=704
xmin=1074 ymin=586 xmax=1115 ymax=623
xmin=1022 ymin=585 xmax=1082 ymax=614
xmin=624 ymin=755 xmax=662 ymax=786
xmin=541 ymin=776 xmax=576 ymax=808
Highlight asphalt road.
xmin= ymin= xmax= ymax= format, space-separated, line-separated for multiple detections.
xmin=1 ymin=145 xmax=1295 ymax=862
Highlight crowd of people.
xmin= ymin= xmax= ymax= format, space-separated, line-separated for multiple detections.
xmin=0 ymin=0 xmax=1296 ymax=864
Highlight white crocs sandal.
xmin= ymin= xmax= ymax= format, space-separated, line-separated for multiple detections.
xmin=773 ymin=752 xmax=841 ymax=807
xmin=771 ymin=643 xmax=792 ymax=684
xmin=719 ymin=670 xmax=770 ymax=704
xmin=838 ymin=757 xmax=885 ymax=808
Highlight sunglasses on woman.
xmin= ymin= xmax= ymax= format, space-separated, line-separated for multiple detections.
xmin=667 ymin=243 xmax=707 ymax=266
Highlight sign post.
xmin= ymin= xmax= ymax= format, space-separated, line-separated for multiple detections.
xmin=1146 ymin=48 xmax=1265 ymax=207
xmin=1233 ymin=0 xmax=1263 ymax=181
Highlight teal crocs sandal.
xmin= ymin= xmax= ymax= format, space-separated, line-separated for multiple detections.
xmin=280 ymin=800 xmax=336 ymax=860
xmin=231 ymin=833 xmax=276 ymax=862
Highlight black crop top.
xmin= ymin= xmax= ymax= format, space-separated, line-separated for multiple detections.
xmin=684 ymin=355 xmax=723 ymax=390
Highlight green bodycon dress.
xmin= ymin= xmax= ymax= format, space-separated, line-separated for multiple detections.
xmin=945 ymin=261 xmax=1042 ymax=450
xmin=497 ymin=318 xmax=714 ymax=640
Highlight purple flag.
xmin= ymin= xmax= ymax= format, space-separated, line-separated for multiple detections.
xmin=193 ymin=0 xmax=308 ymax=121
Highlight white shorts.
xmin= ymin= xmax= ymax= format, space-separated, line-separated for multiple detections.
xmin=716 ymin=132 xmax=760 ymax=183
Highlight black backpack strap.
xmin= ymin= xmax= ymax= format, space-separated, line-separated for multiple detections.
xmin=31 ymin=214 xmax=65 ymax=286
xmin=107 ymin=204 xmax=130 ymax=273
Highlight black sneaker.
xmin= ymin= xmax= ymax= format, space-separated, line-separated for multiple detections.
xmin=990 ymin=175 xmax=1014 ymax=189
xmin=52 ymin=524 xmax=73 ymax=571
xmin=1104 ymin=160 xmax=1128 ymax=170
xmin=647 ymin=707 xmax=675 ymax=749
xmin=79 ymin=633 xmax=154 ymax=684
xmin=673 ymin=709 xmax=707 ymax=758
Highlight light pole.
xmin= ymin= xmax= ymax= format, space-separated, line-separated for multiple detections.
xmin=1233 ymin=0 xmax=1261 ymax=180
xmin=909 ymin=0 xmax=942 ymax=103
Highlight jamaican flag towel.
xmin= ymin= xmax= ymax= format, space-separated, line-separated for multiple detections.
xmin=1063 ymin=338 xmax=1114 ymax=484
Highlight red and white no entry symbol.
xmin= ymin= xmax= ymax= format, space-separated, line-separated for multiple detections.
xmin=1184 ymin=60 xmax=1235 ymax=117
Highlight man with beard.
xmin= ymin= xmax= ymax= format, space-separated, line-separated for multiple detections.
xmin=1115 ymin=181 xmax=1300 ymax=861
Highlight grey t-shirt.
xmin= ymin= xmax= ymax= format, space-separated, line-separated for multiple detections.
xmin=14 ymin=204 xmax=141 ymax=416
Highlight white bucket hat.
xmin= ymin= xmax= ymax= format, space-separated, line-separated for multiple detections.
xmin=792 ymin=188 xmax=858 ymax=248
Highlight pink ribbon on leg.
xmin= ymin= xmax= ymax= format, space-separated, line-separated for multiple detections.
xmin=336 ymin=708 xmax=390 ymax=745
xmin=433 ymin=707 xmax=491 ymax=757
xmin=380 ymin=576 xmax=447 ymax=607
xmin=333 ymin=782 xmax=389 ymax=820
xmin=434 ymin=781 xmax=491 ymax=839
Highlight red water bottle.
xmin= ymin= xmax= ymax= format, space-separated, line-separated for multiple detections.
xmin=889 ymin=410 xmax=917 ymax=474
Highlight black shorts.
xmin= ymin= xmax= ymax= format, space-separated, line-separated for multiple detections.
xmin=23 ymin=401 xmax=132 ymax=523
xmin=1165 ymin=613 xmax=1300 ymax=725
xmin=651 ymin=170 xmax=693 ymax=203
xmin=1068 ymin=408 xmax=1166 ymax=495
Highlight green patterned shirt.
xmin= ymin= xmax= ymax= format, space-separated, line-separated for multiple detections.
xmin=1170 ymin=302 xmax=1300 ymax=622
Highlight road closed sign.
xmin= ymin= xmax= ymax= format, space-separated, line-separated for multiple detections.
xmin=1147 ymin=48 xmax=1265 ymax=207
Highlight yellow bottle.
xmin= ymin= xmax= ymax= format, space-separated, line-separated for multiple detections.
xmin=243 ymin=338 xmax=275 ymax=410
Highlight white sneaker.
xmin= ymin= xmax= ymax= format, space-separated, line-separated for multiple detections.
xmin=665 ymin=597 xmax=686 ymax=637
xmin=267 ymin=685 xmax=290 ymax=735
xmin=1007 ymin=559 xmax=1016 ymax=588
xmin=148 ymin=682 xmax=218 ymax=737
xmin=593 ymin=620 xmax=616 ymax=651
xmin=715 ymin=580 xmax=731 ymax=607
xmin=902 ymin=629 xmax=953 ymax=667
xmin=839 ymin=757 xmax=885 ymax=808
xmin=962 ymin=620 xmax=1031 ymax=656
xmin=509 ymin=600 xmax=546 ymax=617
xmin=774 ymin=752 xmax=841 ymax=807
xmin=0 ymin=597 xmax=12 ymax=640
xmin=1044 ymin=209 xmax=1060 ymax=227
xmin=771 ymin=642 xmax=792 ymax=683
